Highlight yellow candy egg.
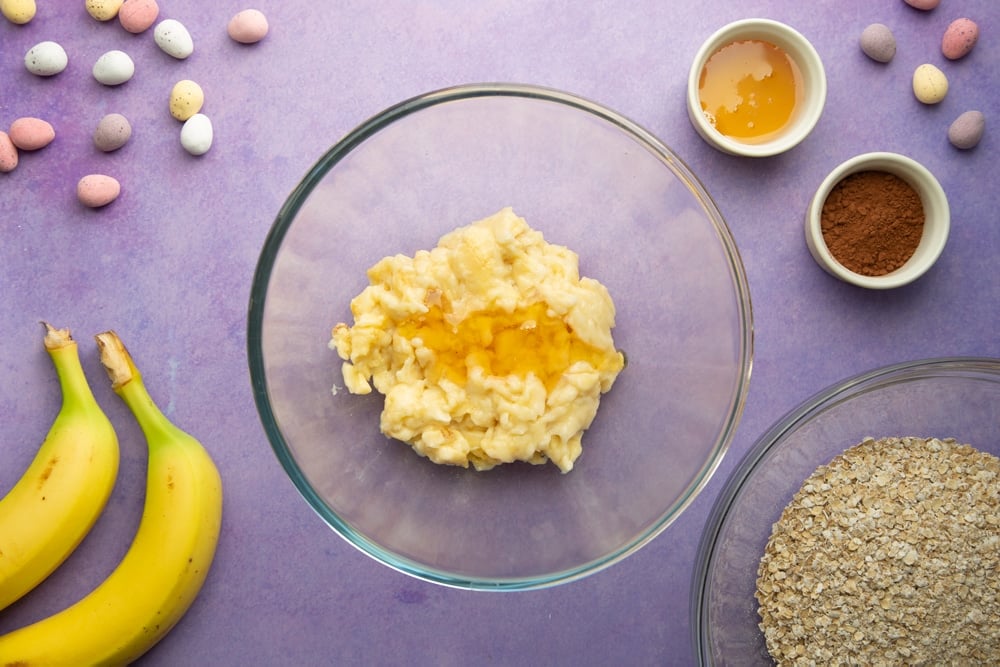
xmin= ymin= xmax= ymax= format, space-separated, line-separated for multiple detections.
xmin=1 ymin=0 xmax=37 ymax=24
xmin=86 ymin=0 xmax=124 ymax=21
xmin=169 ymin=80 xmax=205 ymax=121
xmin=912 ymin=64 xmax=948 ymax=104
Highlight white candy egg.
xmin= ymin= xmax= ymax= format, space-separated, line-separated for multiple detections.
xmin=93 ymin=49 xmax=135 ymax=86
xmin=25 ymin=41 xmax=68 ymax=76
xmin=180 ymin=113 xmax=213 ymax=155
xmin=154 ymin=18 xmax=194 ymax=59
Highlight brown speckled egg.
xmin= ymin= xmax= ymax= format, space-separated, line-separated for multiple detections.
xmin=948 ymin=111 xmax=985 ymax=150
xmin=860 ymin=23 xmax=896 ymax=63
xmin=904 ymin=0 xmax=940 ymax=10
xmin=942 ymin=18 xmax=979 ymax=60
xmin=94 ymin=113 xmax=132 ymax=152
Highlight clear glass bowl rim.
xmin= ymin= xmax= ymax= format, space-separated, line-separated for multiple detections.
xmin=248 ymin=82 xmax=754 ymax=590
xmin=690 ymin=356 xmax=1000 ymax=661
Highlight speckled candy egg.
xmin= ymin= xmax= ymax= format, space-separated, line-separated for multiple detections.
xmin=86 ymin=0 xmax=123 ymax=21
xmin=169 ymin=80 xmax=205 ymax=121
xmin=227 ymin=9 xmax=269 ymax=44
xmin=8 ymin=117 xmax=55 ymax=150
xmin=118 ymin=0 xmax=158 ymax=33
xmin=25 ymin=41 xmax=68 ymax=77
xmin=860 ymin=23 xmax=896 ymax=63
xmin=904 ymin=0 xmax=940 ymax=9
xmin=93 ymin=113 xmax=132 ymax=152
xmin=154 ymin=19 xmax=194 ymax=59
xmin=912 ymin=64 xmax=948 ymax=104
xmin=0 ymin=131 xmax=18 ymax=172
xmin=942 ymin=18 xmax=979 ymax=60
xmin=1 ymin=0 xmax=37 ymax=24
xmin=93 ymin=49 xmax=135 ymax=86
xmin=948 ymin=111 xmax=985 ymax=150
xmin=77 ymin=174 xmax=121 ymax=208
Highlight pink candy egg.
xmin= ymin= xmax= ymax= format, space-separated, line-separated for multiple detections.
xmin=942 ymin=18 xmax=979 ymax=60
xmin=8 ymin=117 xmax=55 ymax=151
xmin=0 ymin=131 xmax=18 ymax=172
xmin=77 ymin=174 xmax=121 ymax=208
xmin=118 ymin=0 xmax=159 ymax=34
xmin=227 ymin=9 xmax=268 ymax=44
xmin=904 ymin=0 xmax=940 ymax=10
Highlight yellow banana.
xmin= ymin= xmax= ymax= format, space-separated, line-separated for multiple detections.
xmin=0 ymin=331 xmax=223 ymax=666
xmin=0 ymin=324 xmax=119 ymax=612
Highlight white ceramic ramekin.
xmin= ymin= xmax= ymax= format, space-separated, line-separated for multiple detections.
xmin=804 ymin=152 xmax=950 ymax=289
xmin=687 ymin=19 xmax=827 ymax=157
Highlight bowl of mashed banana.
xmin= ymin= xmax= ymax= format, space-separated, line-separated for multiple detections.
xmin=249 ymin=83 xmax=753 ymax=589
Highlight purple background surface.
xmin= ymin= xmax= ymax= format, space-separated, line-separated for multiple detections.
xmin=1 ymin=1 xmax=997 ymax=665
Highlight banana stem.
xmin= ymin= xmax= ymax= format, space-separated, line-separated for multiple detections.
xmin=95 ymin=331 xmax=186 ymax=445
xmin=42 ymin=323 xmax=97 ymax=407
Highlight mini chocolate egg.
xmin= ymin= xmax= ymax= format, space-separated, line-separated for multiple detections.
xmin=180 ymin=113 xmax=213 ymax=156
xmin=1 ymin=0 xmax=37 ymax=24
xmin=94 ymin=113 xmax=132 ymax=152
xmin=169 ymin=79 xmax=205 ymax=121
xmin=86 ymin=0 xmax=123 ymax=21
xmin=8 ymin=117 xmax=54 ymax=150
xmin=904 ymin=0 xmax=940 ymax=9
xmin=948 ymin=111 xmax=985 ymax=150
xmin=227 ymin=9 xmax=269 ymax=44
xmin=93 ymin=49 xmax=135 ymax=86
xmin=860 ymin=23 xmax=896 ymax=63
xmin=24 ymin=41 xmax=68 ymax=77
xmin=0 ymin=131 xmax=18 ymax=172
xmin=912 ymin=64 xmax=948 ymax=104
xmin=154 ymin=18 xmax=194 ymax=59
xmin=942 ymin=18 xmax=979 ymax=60
xmin=77 ymin=174 xmax=121 ymax=208
xmin=118 ymin=0 xmax=158 ymax=33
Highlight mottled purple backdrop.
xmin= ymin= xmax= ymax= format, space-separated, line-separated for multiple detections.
xmin=1 ymin=1 xmax=996 ymax=665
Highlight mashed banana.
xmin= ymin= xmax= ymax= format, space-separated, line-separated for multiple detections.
xmin=329 ymin=207 xmax=624 ymax=472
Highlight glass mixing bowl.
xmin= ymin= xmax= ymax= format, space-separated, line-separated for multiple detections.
xmin=692 ymin=357 xmax=1000 ymax=663
xmin=248 ymin=83 xmax=753 ymax=590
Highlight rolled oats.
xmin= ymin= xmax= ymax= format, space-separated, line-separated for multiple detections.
xmin=756 ymin=436 xmax=1000 ymax=666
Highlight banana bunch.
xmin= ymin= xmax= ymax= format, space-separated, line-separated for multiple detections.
xmin=0 ymin=327 xmax=223 ymax=665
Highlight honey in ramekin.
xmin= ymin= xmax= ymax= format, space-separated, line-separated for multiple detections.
xmin=698 ymin=39 xmax=804 ymax=144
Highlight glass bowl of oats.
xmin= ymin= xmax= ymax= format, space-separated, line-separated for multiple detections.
xmin=248 ymin=83 xmax=753 ymax=590
xmin=692 ymin=357 xmax=1000 ymax=665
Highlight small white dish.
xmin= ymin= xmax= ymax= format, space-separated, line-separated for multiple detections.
xmin=687 ymin=19 xmax=827 ymax=157
xmin=804 ymin=152 xmax=950 ymax=289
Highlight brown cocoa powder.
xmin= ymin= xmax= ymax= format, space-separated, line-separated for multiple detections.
xmin=820 ymin=171 xmax=925 ymax=276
